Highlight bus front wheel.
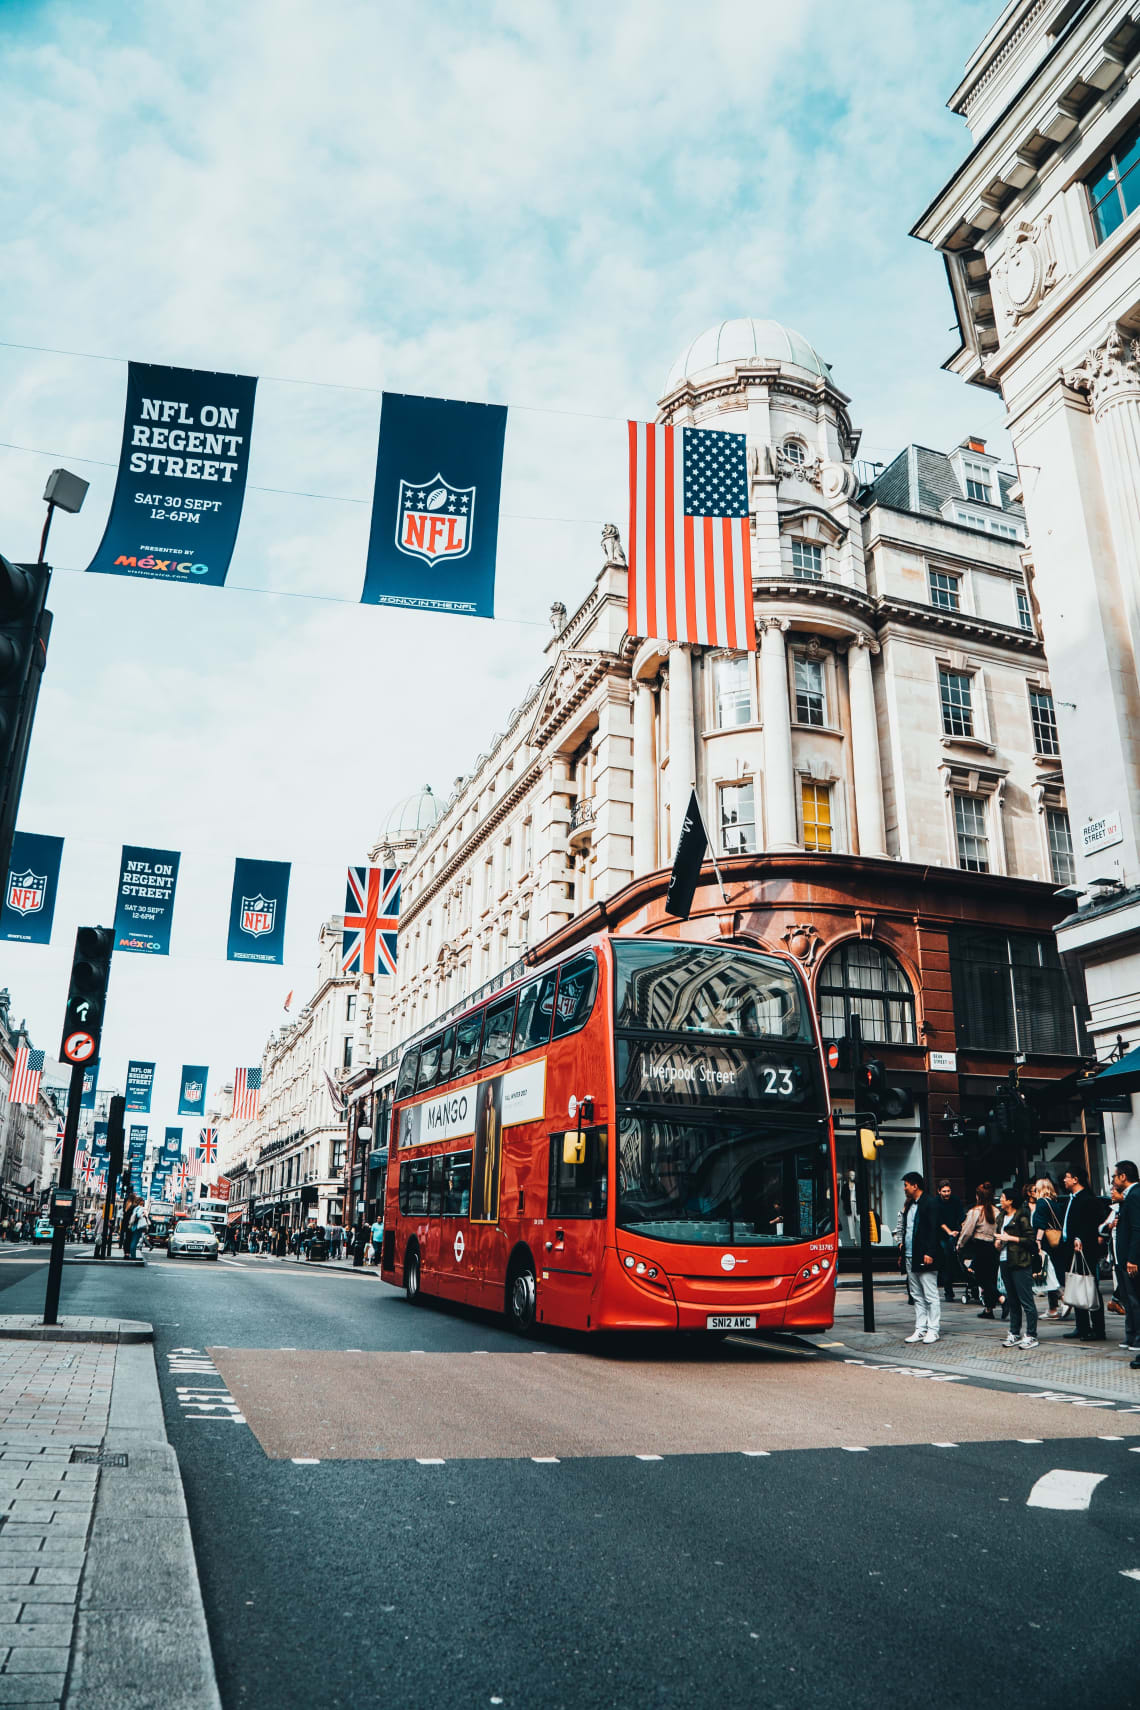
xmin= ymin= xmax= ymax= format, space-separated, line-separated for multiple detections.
xmin=506 ymin=1256 xmax=536 ymax=1332
xmin=405 ymin=1246 xmax=421 ymax=1304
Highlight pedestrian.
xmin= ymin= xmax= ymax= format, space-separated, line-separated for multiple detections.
xmin=957 ymin=1182 xmax=1000 ymax=1317
xmin=127 ymin=1198 xmax=149 ymax=1260
xmin=1111 ymin=1160 xmax=1140 ymax=1365
xmin=995 ymin=1183 xmax=1039 ymax=1349
xmin=899 ymin=1172 xmax=942 ymax=1344
xmin=371 ymin=1213 xmax=384 ymax=1266
xmin=352 ymin=1219 xmax=367 ymax=1268
xmin=1101 ymin=1192 xmax=1124 ymax=1315
xmin=935 ymin=1179 xmax=967 ymax=1302
xmin=1059 ymin=1162 xmax=1107 ymax=1342
xmin=1031 ymin=1177 xmax=1064 ymax=1317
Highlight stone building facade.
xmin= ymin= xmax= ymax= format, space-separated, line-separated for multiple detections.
xmin=913 ymin=0 xmax=1140 ymax=1158
xmin=0 ymin=991 xmax=62 ymax=1223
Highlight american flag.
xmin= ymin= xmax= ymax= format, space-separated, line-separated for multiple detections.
xmin=627 ymin=422 xmax=756 ymax=650
xmin=341 ymin=866 xmax=400 ymax=978
xmin=232 ymin=1068 xmax=260 ymax=1122
xmin=9 ymin=1047 xmax=44 ymax=1105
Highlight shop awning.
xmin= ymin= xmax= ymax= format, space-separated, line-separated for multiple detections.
xmin=1090 ymin=1045 xmax=1140 ymax=1094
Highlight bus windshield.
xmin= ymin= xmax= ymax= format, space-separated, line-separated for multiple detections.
xmin=613 ymin=940 xmax=811 ymax=1041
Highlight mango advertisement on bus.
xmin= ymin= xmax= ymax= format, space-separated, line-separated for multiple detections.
xmin=398 ymin=1059 xmax=546 ymax=1226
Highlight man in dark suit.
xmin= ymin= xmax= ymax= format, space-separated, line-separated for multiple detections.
xmin=1112 ymin=1160 xmax=1140 ymax=1365
xmin=899 ymin=1172 xmax=944 ymax=1344
xmin=1059 ymin=1163 xmax=1106 ymax=1342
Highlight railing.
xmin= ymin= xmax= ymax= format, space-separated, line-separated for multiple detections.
xmin=569 ymin=798 xmax=596 ymax=833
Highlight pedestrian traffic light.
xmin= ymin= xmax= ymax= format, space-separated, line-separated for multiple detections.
xmin=0 ymin=556 xmax=51 ymax=883
xmin=60 ymin=926 xmax=113 ymax=1066
xmin=856 ymin=1058 xmax=885 ymax=1113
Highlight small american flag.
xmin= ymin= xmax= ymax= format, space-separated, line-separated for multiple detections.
xmin=627 ymin=421 xmax=755 ymax=650
xmin=9 ymin=1047 xmax=44 ymax=1105
xmin=232 ymin=1068 xmax=260 ymax=1122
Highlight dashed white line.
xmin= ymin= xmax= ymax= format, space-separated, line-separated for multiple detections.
xmin=1027 ymin=1469 xmax=1107 ymax=1511
xmin=635 ymin=1454 xmax=663 ymax=1462
xmin=531 ymin=1457 xmax=560 ymax=1464
xmin=416 ymin=1458 xmax=445 ymax=1465
xmin=742 ymin=1450 xmax=771 ymax=1457
xmin=1120 ymin=1569 xmax=1140 ymax=1582
xmin=932 ymin=1442 xmax=959 ymax=1448
xmin=1017 ymin=1439 xmax=1044 ymax=1445
xmin=842 ymin=1446 xmax=869 ymax=1453
xmin=291 ymin=1458 xmax=320 ymax=1466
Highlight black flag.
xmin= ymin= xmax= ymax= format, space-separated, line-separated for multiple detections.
xmin=665 ymin=789 xmax=709 ymax=920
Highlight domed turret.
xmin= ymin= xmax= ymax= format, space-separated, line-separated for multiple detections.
xmin=663 ymin=317 xmax=832 ymax=394
xmin=379 ymin=784 xmax=440 ymax=846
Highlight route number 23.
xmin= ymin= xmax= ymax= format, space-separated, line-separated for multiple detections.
xmin=762 ymin=1067 xmax=795 ymax=1096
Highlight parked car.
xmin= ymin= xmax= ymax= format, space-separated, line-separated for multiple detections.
xmin=167 ymin=1219 xmax=219 ymax=1261
xmin=32 ymin=1218 xmax=53 ymax=1244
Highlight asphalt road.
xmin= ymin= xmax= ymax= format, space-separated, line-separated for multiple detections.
xmin=2 ymin=1252 xmax=1138 ymax=1710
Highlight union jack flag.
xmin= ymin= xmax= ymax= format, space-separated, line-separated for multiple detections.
xmin=341 ymin=866 xmax=400 ymax=979
xmin=232 ymin=1068 xmax=260 ymax=1122
xmin=174 ymin=1161 xmax=190 ymax=1193
xmin=53 ymin=1114 xmax=65 ymax=1163
xmin=78 ymin=1153 xmax=95 ymax=1186
xmin=196 ymin=1129 xmax=217 ymax=1168
xmin=9 ymin=1047 xmax=44 ymax=1105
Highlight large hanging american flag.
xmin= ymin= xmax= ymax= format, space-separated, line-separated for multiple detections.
xmin=9 ymin=1047 xmax=45 ymax=1105
xmin=341 ymin=866 xmax=400 ymax=978
xmin=627 ymin=421 xmax=755 ymax=650
xmin=232 ymin=1068 xmax=260 ymax=1122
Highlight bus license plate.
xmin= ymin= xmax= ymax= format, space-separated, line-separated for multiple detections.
xmin=707 ymin=1314 xmax=756 ymax=1331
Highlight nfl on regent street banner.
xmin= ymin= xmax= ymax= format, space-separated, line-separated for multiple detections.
xmin=112 ymin=846 xmax=180 ymax=955
xmin=125 ymin=1061 xmax=155 ymax=1114
xmin=178 ymin=1066 xmax=208 ymax=1117
xmin=0 ymin=832 xmax=64 ymax=946
xmin=80 ymin=1068 xmax=97 ymax=1110
xmin=226 ymin=857 xmax=290 ymax=965
xmin=362 ymin=392 xmax=507 ymax=619
xmin=86 ymin=362 xmax=257 ymax=589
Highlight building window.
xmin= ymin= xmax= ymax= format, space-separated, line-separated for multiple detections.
xmin=962 ymin=462 xmax=992 ymax=503
xmin=345 ymin=995 xmax=356 ymax=1022
xmin=332 ymin=1138 xmax=346 ymax=1173
xmin=342 ymin=1037 xmax=353 ymax=1070
xmin=794 ymin=656 xmax=826 ymax=726
xmin=1029 ymin=687 xmax=1059 ymax=757
xmin=950 ymin=929 xmax=1076 ymax=1054
xmin=1047 ymin=808 xmax=1075 ymax=886
xmin=713 ymin=654 xmax=752 ymax=727
xmin=1086 ymin=116 xmax=1140 ymax=243
xmin=523 ymin=819 xmax=533 ymax=872
xmin=782 ymin=438 xmax=805 ymax=466
xmin=954 ymin=793 xmax=989 ymax=872
xmin=818 ymin=942 xmax=917 ymax=1045
xmin=929 ymin=568 xmax=960 ymax=611
xmin=1016 ymin=587 xmax=1033 ymax=632
xmin=939 ymin=668 xmax=973 ymax=738
xmin=801 ymin=781 xmax=832 ymax=851
xmin=719 ymin=781 xmax=756 ymax=855
xmin=791 ymin=540 xmax=823 ymax=580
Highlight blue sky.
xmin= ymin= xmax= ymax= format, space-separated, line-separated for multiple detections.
xmin=0 ymin=0 xmax=1000 ymax=1121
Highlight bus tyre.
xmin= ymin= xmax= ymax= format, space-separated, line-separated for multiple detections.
xmin=405 ymin=1245 xmax=421 ymax=1305
xmin=506 ymin=1256 xmax=536 ymax=1333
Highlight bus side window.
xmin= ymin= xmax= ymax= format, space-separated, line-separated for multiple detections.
xmin=453 ymin=1011 xmax=484 ymax=1078
xmin=399 ymin=1157 xmax=430 ymax=1216
xmin=437 ymin=1025 xmax=456 ymax=1086
xmin=428 ymin=1154 xmax=444 ymax=1216
xmin=416 ymin=1035 xmax=443 ymax=1092
xmin=480 ymin=995 xmax=517 ymax=1068
xmin=548 ymin=1127 xmax=607 ymax=1218
xmin=513 ymin=972 xmax=556 ymax=1055
xmin=552 ymin=953 xmax=599 ymax=1040
xmin=395 ymin=1049 xmax=419 ymax=1101
xmin=442 ymin=1152 xmax=472 ymax=1217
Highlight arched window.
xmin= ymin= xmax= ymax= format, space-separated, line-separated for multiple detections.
xmin=818 ymin=942 xmax=916 ymax=1045
xmin=783 ymin=438 xmax=806 ymax=465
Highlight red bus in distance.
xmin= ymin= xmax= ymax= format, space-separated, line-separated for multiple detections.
xmin=381 ymin=931 xmax=837 ymax=1334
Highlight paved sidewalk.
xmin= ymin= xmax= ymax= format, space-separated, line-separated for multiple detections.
xmin=813 ymin=1280 xmax=1140 ymax=1403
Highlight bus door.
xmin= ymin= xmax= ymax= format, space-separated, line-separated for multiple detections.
xmin=541 ymin=1125 xmax=608 ymax=1330
xmin=435 ymin=1149 xmax=472 ymax=1303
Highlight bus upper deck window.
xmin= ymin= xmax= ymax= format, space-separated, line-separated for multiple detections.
xmin=480 ymin=995 xmax=517 ymax=1068
xmin=395 ymin=1050 xmax=419 ymax=1100
xmin=436 ymin=1025 xmax=456 ymax=1085
xmin=552 ymin=953 xmax=598 ymax=1039
xmin=416 ymin=1035 xmax=442 ymax=1092
xmin=453 ymin=1010 xmax=484 ymax=1078
xmin=513 ymin=972 xmax=557 ymax=1054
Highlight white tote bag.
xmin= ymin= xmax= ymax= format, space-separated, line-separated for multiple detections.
xmin=1064 ymin=1251 xmax=1098 ymax=1311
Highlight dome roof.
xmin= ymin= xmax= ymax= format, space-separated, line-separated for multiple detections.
xmin=664 ymin=318 xmax=831 ymax=393
xmin=380 ymin=784 xmax=440 ymax=842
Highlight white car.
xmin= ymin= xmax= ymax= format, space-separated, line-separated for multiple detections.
xmin=167 ymin=1219 xmax=219 ymax=1261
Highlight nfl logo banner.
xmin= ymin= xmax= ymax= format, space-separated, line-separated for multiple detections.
xmin=125 ymin=1060 xmax=155 ymax=1114
xmin=161 ymin=1127 xmax=183 ymax=1164
xmin=227 ymin=858 xmax=290 ymax=966
xmin=86 ymin=362 xmax=257 ymax=589
xmin=178 ymin=1066 xmax=208 ymax=1117
xmin=91 ymin=1121 xmax=109 ymax=1158
xmin=80 ymin=1068 xmax=97 ymax=1110
xmin=362 ymin=392 xmax=507 ymax=619
xmin=0 ymin=832 xmax=63 ymax=946
xmin=112 ymin=845 xmax=180 ymax=955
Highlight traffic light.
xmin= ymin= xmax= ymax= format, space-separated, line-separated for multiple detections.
xmin=856 ymin=1058 xmax=885 ymax=1113
xmin=0 ymin=556 xmax=51 ymax=883
xmin=106 ymin=1095 xmax=125 ymax=1186
xmin=60 ymin=926 xmax=113 ymax=1067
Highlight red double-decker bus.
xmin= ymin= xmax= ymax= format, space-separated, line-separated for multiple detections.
xmin=381 ymin=931 xmax=837 ymax=1334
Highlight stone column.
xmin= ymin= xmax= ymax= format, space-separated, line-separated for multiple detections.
xmin=631 ymin=679 xmax=658 ymax=875
xmin=1066 ymin=326 xmax=1140 ymax=690
xmin=846 ymin=634 xmax=887 ymax=857
xmin=760 ymin=617 xmax=797 ymax=849
xmin=667 ymin=646 xmax=695 ymax=861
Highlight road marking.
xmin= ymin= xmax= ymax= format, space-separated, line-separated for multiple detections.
xmin=416 ymin=1458 xmax=445 ymax=1466
xmin=344 ymin=1348 xmax=363 ymax=1353
xmin=279 ymin=1346 xmax=297 ymax=1351
xmin=932 ymin=1442 xmax=958 ymax=1448
xmin=1017 ymin=1439 xmax=1043 ymax=1444
xmin=842 ymin=1446 xmax=869 ymax=1453
xmin=291 ymin=1458 xmax=320 ymax=1466
xmin=531 ymin=1457 xmax=559 ymax=1464
xmin=635 ymin=1454 xmax=663 ymax=1462
xmin=1099 ymin=1435 xmax=1125 ymax=1441
xmin=167 ymin=1348 xmax=246 ymax=1426
xmin=1121 ymin=1569 xmax=1140 ymax=1582
xmin=742 ymin=1450 xmax=771 ymax=1457
xmin=1027 ymin=1469 xmax=1107 ymax=1511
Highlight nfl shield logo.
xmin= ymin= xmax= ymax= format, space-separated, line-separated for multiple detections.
xmin=6 ymin=869 xmax=45 ymax=916
xmin=184 ymin=1082 xmax=203 ymax=1104
xmin=240 ymin=894 xmax=276 ymax=937
xmin=395 ymin=475 xmax=475 ymax=566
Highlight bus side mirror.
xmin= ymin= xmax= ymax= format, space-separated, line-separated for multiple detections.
xmin=859 ymin=1124 xmax=883 ymax=1163
xmin=563 ymin=1132 xmax=586 ymax=1166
